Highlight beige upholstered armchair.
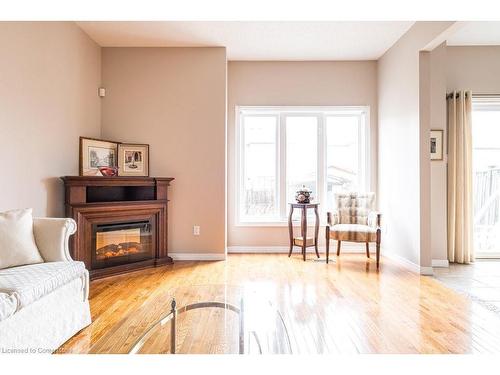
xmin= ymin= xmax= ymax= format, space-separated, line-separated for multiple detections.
xmin=325 ymin=192 xmax=381 ymax=268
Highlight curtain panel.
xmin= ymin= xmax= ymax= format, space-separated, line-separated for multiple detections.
xmin=447 ymin=90 xmax=474 ymax=264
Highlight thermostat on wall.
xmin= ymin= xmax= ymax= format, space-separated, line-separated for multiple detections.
xmin=98 ymin=87 xmax=106 ymax=97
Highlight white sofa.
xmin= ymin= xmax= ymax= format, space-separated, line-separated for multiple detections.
xmin=0 ymin=218 xmax=91 ymax=353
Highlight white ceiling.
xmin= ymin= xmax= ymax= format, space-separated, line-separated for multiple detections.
xmin=77 ymin=21 xmax=414 ymax=60
xmin=448 ymin=22 xmax=500 ymax=46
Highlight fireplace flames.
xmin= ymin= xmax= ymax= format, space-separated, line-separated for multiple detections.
xmin=96 ymin=242 xmax=143 ymax=260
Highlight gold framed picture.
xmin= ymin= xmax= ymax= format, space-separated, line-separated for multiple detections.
xmin=79 ymin=137 xmax=119 ymax=176
xmin=118 ymin=143 xmax=150 ymax=177
xmin=430 ymin=130 xmax=444 ymax=161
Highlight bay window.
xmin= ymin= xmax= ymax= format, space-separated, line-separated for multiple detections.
xmin=236 ymin=106 xmax=370 ymax=224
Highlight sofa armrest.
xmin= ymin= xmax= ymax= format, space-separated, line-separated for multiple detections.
xmin=368 ymin=211 xmax=382 ymax=229
xmin=33 ymin=218 xmax=77 ymax=262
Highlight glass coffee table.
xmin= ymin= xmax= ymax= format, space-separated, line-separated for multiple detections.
xmin=96 ymin=285 xmax=291 ymax=354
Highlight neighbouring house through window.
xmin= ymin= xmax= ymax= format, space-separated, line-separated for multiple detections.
xmin=236 ymin=106 xmax=370 ymax=224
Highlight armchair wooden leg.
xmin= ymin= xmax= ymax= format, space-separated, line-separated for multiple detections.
xmin=376 ymin=229 xmax=381 ymax=269
xmin=325 ymin=227 xmax=330 ymax=264
xmin=337 ymin=240 xmax=341 ymax=256
xmin=376 ymin=242 xmax=380 ymax=268
xmin=365 ymin=242 xmax=370 ymax=258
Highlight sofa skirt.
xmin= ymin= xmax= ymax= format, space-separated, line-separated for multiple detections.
xmin=0 ymin=277 xmax=91 ymax=354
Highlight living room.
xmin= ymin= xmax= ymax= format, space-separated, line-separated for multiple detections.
xmin=2 ymin=0 xmax=500 ymax=373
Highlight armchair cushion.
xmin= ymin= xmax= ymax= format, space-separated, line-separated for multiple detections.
xmin=328 ymin=224 xmax=377 ymax=242
xmin=0 ymin=209 xmax=44 ymax=269
xmin=333 ymin=192 xmax=376 ymax=225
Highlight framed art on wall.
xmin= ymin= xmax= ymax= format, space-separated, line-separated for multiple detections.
xmin=430 ymin=130 xmax=444 ymax=161
xmin=118 ymin=143 xmax=150 ymax=176
xmin=79 ymin=137 xmax=119 ymax=176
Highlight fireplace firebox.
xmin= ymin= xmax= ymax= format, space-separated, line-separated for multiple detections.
xmin=62 ymin=176 xmax=174 ymax=279
xmin=92 ymin=221 xmax=153 ymax=269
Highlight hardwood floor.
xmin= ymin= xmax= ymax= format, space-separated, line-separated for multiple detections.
xmin=58 ymin=254 xmax=500 ymax=354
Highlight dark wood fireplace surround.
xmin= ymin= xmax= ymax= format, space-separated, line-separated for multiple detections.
xmin=62 ymin=176 xmax=174 ymax=280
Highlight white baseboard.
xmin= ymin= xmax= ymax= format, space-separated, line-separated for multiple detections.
xmin=382 ymin=251 xmax=435 ymax=275
xmin=227 ymin=243 xmax=375 ymax=254
xmin=431 ymin=259 xmax=449 ymax=268
xmin=169 ymin=253 xmax=226 ymax=261
xmin=228 ymin=246 xmax=299 ymax=253
xmin=382 ymin=251 xmax=421 ymax=273
xmin=420 ymin=266 xmax=434 ymax=275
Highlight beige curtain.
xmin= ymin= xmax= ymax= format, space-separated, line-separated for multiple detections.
xmin=447 ymin=90 xmax=474 ymax=264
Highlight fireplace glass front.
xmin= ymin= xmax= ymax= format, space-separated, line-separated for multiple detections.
xmin=92 ymin=221 xmax=153 ymax=269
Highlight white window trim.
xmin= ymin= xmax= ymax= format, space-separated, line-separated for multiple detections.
xmin=235 ymin=105 xmax=370 ymax=227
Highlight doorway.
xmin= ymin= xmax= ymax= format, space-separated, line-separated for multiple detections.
xmin=472 ymin=97 xmax=500 ymax=258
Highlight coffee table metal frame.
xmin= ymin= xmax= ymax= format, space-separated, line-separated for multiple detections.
xmin=128 ymin=297 xmax=292 ymax=354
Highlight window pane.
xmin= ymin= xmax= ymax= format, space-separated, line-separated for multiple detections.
xmin=326 ymin=115 xmax=360 ymax=210
xmin=286 ymin=116 xmax=318 ymax=205
xmin=472 ymin=108 xmax=500 ymax=255
xmin=242 ymin=116 xmax=277 ymax=220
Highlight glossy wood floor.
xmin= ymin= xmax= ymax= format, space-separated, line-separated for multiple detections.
xmin=59 ymin=254 xmax=500 ymax=354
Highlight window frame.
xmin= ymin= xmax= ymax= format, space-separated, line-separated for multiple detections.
xmin=235 ymin=105 xmax=370 ymax=226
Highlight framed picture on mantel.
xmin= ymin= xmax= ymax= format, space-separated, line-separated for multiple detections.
xmin=79 ymin=137 xmax=119 ymax=176
xmin=118 ymin=143 xmax=150 ymax=176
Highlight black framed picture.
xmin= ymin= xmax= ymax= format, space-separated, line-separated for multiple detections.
xmin=430 ymin=130 xmax=443 ymax=161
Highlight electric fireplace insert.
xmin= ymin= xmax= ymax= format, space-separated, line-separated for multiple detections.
xmin=91 ymin=220 xmax=154 ymax=269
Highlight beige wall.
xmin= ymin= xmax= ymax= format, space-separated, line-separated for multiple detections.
xmin=419 ymin=50 xmax=433 ymax=269
xmin=378 ymin=22 xmax=454 ymax=270
xmin=227 ymin=61 xmax=378 ymax=247
xmin=5 ymin=22 xmax=487 ymax=264
xmin=0 ymin=22 xmax=101 ymax=217
xmin=447 ymin=46 xmax=500 ymax=92
xmin=100 ymin=47 xmax=227 ymax=255
xmin=429 ymin=43 xmax=448 ymax=263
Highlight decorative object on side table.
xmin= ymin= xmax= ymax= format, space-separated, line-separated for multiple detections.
xmin=295 ymin=185 xmax=313 ymax=203
xmin=79 ymin=137 xmax=119 ymax=176
xmin=430 ymin=129 xmax=444 ymax=161
xmin=118 ymin=143 xmax=150 ymax=177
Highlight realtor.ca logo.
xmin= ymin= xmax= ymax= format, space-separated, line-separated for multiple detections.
xmin=1 ymin=347 xmax=55 ymax=354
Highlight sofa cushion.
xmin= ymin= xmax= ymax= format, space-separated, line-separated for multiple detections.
xmin=0 ymin=292 xmax=18 ymax=322
xmin=0 ymin=208 xmax=44 ymax=269
xmin=0 ymin=261 xmax=86 ymax=310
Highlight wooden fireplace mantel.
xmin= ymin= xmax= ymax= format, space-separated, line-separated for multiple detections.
xmin=62 ymin=176 xmax=174 ymax=279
